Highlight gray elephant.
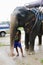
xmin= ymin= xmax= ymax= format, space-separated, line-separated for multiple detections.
xmin=10 ymin=7 xmax=43 ymax=55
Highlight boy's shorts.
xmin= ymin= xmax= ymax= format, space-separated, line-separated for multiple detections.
xmin=14 ymin=41 xmax=22 ymax=48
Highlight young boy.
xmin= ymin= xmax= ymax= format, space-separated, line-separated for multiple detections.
xmin=14 ymin=30 xmax=24 ymax=57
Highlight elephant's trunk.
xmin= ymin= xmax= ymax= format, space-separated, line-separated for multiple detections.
xmin=10 ymin=14 xmax=18 ymax=55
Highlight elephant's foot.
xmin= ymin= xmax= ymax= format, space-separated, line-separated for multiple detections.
xmin=25 ymin=47 xmax=29 ymax=51
xmin=28 ymin=48 xmax=35 ymax=55
xmin=28 ymin=51 xmax=35 ymax=55
xmin=38 ymin=43 xmax=41 ymax=46
xmin=25 ymin=45 xmax=29 ymax=51
xmin=8 ymin=52 xmax=15 ymax=57
xmin=28 ymin=46 xmax=35 ymax=55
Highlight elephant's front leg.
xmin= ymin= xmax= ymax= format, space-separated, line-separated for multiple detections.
xmin=25 ymin=32 xmax=29 ymax=50
xmin=29 ymin=32 xmax=35 ymax=54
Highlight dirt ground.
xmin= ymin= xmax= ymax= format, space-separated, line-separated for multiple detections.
xmin=0 ymin=45 xmax=43 ymax=65
xmin=0 ymin=31 xmax=43 ymax=65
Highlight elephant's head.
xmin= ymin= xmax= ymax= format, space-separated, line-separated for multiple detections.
xmin=10 ymin=7 xmax=37 ymax=55
xmin=10 ymin=7 xmax=37 ymax=45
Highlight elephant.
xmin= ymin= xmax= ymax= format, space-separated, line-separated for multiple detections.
xmin=10 ymin=6 xmax=43 ymax=55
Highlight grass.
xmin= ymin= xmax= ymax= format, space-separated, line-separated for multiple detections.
xmin=0 ymin=43 xmax=9 ymax=47
xmin=40 ymin=59 xmax=43 ymax=64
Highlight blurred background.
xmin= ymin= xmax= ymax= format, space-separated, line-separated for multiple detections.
xmin=0 ymin=1 xmax=43 ymax=65
xmin=0 ymin=0 xmax=43 ymax=21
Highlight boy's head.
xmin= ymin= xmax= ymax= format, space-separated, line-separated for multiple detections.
xmin=16 ymin=30 xmax=21 ymax=35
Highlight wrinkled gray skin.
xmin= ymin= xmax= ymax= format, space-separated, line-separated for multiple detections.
xmin=10 ymin=7 xmax=43 ymax=54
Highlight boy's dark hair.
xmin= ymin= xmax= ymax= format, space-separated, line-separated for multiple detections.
xmin=16 ymin=30 xmax=21 ymax=35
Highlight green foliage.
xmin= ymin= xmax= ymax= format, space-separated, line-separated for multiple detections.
xmin=0 ymin=43 xmax=9 ymax=46
xmin=0 ymin=43 xmax=5 ymax=46
xmin=40 ymin=59 xmax=43 ymax=64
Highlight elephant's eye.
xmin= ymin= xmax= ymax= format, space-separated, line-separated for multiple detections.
xmin=25 ymin=22 xmax=29 ymax=26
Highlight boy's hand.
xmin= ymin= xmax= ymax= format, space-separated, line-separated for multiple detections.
xmin=19 ymin=40 xmax=21 ymax=43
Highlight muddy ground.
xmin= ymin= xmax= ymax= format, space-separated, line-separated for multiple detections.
xmin=0 ymin=31 xmax=43 ymax=65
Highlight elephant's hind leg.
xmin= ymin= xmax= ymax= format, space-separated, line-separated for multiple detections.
xmin=25 ymin=33 xmax=29 ymax=50
xmin=38 ymin=35 xmax=42 ymax=45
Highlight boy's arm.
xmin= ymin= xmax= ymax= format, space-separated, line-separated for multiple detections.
xmin=19 ymin=37 xmax=21 ymax=43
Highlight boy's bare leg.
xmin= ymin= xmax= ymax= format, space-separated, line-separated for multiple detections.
xmin=20 ymin=48 xmax=24 ymax=57
xmin=16 ymin=47 xmax=19 ymax=56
